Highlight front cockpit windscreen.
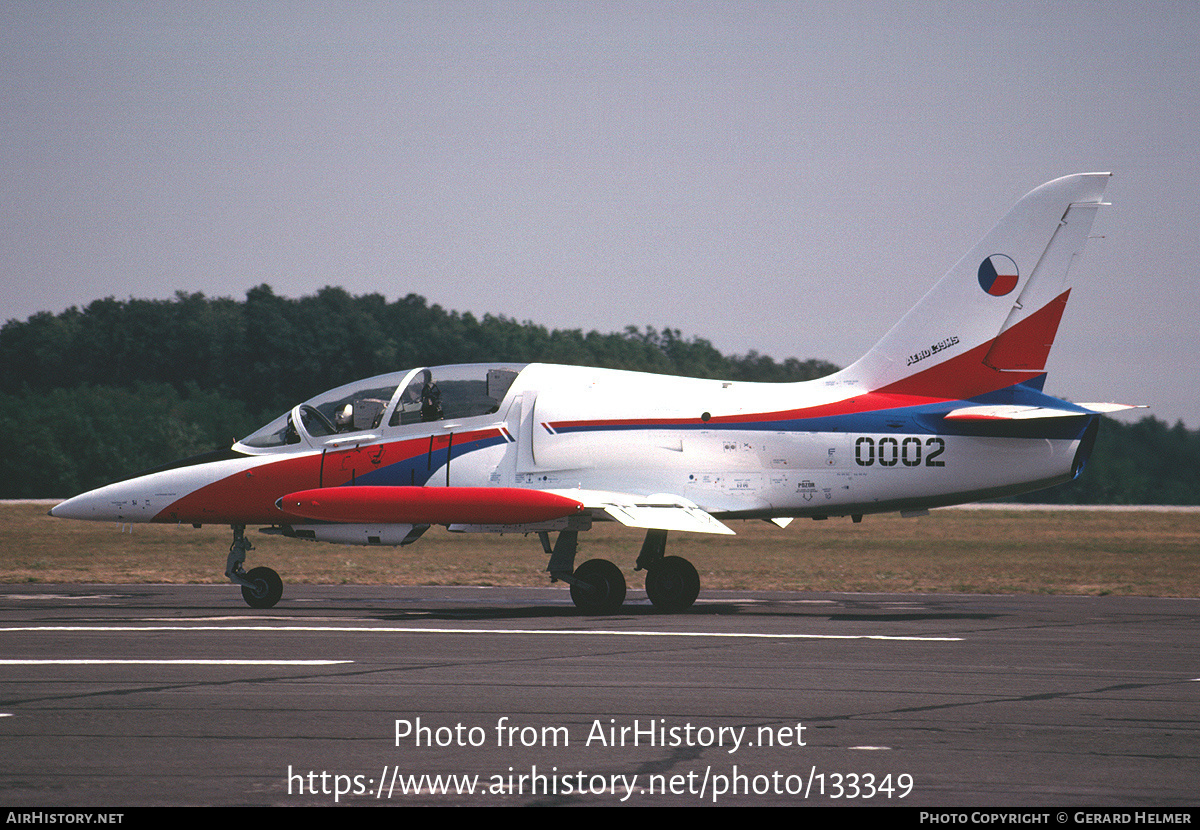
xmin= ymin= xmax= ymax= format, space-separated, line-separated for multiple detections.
xmin=239 ymin=364 xmax=526 ymax=449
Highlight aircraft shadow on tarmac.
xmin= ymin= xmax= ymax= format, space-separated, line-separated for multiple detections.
xmin=1 ymin=585 xmax=1004 ymax=624
xmin=365 ymin=601 xmax=1005 ymax=623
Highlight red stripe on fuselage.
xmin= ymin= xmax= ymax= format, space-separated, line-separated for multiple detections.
xmin=151 ymin=429 xmax=499 ymax=525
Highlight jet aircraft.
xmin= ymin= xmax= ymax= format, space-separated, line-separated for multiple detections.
xmin=51 ymin=173 xmax=1138 ymax=613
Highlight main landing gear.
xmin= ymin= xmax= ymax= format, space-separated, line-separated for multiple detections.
xmin=226 ymin=524 xmax=283 ymax=609
xmin=541 ymin=530 xmax=625 ymax=615
xmin=638 ymin=529 xmax=701 ymax=613
xmin=540 ymin=528 xmax=700 ymax=614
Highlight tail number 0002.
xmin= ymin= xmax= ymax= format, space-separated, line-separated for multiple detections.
xmin=854 ymin=436 xmax=945 ymax=468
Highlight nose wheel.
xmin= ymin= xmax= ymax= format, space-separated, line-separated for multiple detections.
xmin=240 ymin=566 xmax=284 ymax=609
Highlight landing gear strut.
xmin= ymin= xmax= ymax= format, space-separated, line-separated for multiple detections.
xmin=225 ymin=524 xmax=283 ymax=609
xmin=636 ymin=529 xmax=700 ymax=612
xmin=540 ymin=530 xmax=626 ymax=615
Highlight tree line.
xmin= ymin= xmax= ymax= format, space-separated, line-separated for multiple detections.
xmin=1 ymin=285 xmax=1194 ymax=502
xmin=0 ymin=286 xmax=835 ymax=496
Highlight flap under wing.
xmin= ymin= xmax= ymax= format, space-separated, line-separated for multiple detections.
xmin=546 ymin=489 xmax=736 ymax=535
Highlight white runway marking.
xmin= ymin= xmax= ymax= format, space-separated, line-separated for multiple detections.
xmin=0 ymin=625 xmax=961 ymax=641
xmin=0 ymin=659 xmax=352 ymax=665
xmin=5 ymin=594 xmax=121 ymax=601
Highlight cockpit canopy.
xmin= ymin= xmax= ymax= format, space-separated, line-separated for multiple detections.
xmin=239 ymin=363 xmax=526 ymax=449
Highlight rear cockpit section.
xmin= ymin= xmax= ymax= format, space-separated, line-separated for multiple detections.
xmin=389 ymin=365 xmax=522 ymax=426
xmin=236 ymin=363 xmax=527 ymax=450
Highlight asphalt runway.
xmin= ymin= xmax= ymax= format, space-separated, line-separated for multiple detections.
xmin=0 ymin=583 xmax=1196 ymax=807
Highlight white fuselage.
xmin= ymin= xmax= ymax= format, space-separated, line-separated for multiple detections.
xmin=50 ymin=361 xmax=1090 ymax=530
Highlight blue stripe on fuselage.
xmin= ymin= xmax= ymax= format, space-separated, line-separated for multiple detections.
xmin=351 ymin=432 xmax=510 ymax=487
xmin=549 ymin=378 xmax=1094 ymax=440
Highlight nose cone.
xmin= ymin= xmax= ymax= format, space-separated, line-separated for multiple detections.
xmin=48 ymin=498 xmax=81 ymax=519
xmin=48 ymin=462 xmax=209 ymax=522
xmin=49 ymin=483 xmax=160 ymax=522
xmin=50 ymin=492 xmax=101 ymax=520
xmin=47 ymin=451 xmax=264 ymax=524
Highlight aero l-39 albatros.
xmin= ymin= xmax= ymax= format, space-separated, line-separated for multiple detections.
xmin=52 ymin=174 xmax=1137 ymax=613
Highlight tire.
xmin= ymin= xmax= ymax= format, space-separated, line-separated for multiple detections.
xmin=570 ymin=559 xmax=626 ymax=614
xmin=241 ymin=566 xmax=283 ymax=609
xmin=644 ymin=556 xmax=700 ymax=612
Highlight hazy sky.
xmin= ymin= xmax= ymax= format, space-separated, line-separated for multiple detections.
xmin=3 ymin=2 xmax=1197 ymax=426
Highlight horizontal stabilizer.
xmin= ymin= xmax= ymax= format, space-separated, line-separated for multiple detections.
xmin=277 ymin=486 xmax=585 ymax=525
xmin=944 ymin=405 xmax=1086 ymax=421
xmin=547 ymin=489 xmax=736 ymax=535
xmin=944 ymin=402 xmax=1146 ymax=421
xmin=1074 ymin=402 xmax=1149 ymax=414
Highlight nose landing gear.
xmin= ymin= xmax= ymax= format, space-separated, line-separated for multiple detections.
xmin=225 ymin=524 xmax=283 ymax=609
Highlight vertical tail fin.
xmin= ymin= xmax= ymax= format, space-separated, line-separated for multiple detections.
xmin=834 ymin=173 xmax=1111 ymax=398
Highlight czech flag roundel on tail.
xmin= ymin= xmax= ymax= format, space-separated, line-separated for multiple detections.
xmin=978 ymin=254 xmax=1019 ymax=296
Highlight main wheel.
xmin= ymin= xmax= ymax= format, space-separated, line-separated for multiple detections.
xmin=570 ymin=558 xmax=626 ymax=614
xmin=645 ymin=556 xmax=700 ymax=612
xmin=241 ymin=566 xmax=283 ymax=609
